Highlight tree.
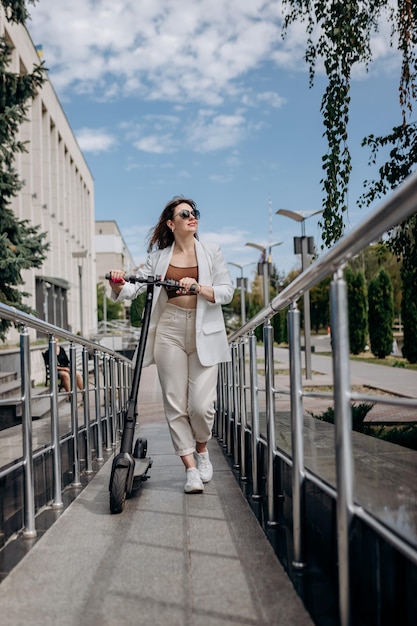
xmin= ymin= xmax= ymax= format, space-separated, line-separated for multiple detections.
xmin=396 ymin=217 xmax=417 ymax=362
xmin=0 ymin=0 xmax=48 ymax=339
xmin=282 ymin=1 xmax=417 ymax=248
xmin=310 ymin=276 xmax=331 ymax=333
xmin=348 ymin=243 xmax=403 ymax=316
xmin=345 ymin=267 xmax=368 ymax=355
xmin=130 ymin=292 xmax=147 ymax=327
xmin=96 ymin=284 xmax=124 ymax=323
xmin=368 ymin=269 xmax=394 ymax=359
xmin=282 ymin=1 xmax=417 ymax=364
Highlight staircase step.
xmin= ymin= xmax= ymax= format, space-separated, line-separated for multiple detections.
xmin=0 ymin=371 xmax=18 ymax=386
xmin=0 ymin=385 xmax=67 ymax=430
xmin=0 ymin=379 xmax=21 ymax=399
xmin=31 ymin=391 xmax=68 ymax=420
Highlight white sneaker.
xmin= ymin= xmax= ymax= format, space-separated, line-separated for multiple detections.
xmin=184 ymin=467 xmax=204 ymax=494
xmin=196 ymin=450 xmax=213 ymax=483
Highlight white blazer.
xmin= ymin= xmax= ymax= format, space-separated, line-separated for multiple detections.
xmin=111 ymin=239 xmax=234 ymax=367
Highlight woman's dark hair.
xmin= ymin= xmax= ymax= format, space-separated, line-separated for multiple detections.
xmin=146 ymin=196 xmax=199 ymax=252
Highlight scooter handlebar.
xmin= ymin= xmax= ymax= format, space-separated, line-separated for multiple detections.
xmin=105 ymin=273 xmax=197 ymax=292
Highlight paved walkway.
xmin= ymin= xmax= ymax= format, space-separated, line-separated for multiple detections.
xmin=0 ymin=365 xmax=313 ymax=626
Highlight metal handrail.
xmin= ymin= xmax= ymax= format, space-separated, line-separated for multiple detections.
xmin=0 ymin=304 xmax=134 ymax=542
xmin=0 ymin=302 xmax=133 ymax=361
xmin=219 ymin=169 xmax=417 ymax=626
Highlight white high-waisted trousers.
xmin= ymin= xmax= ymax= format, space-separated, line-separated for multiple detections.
xmin=154 ymin=303 xmax=218 ymax=457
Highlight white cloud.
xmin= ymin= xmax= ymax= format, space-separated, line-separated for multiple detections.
xmin=75 ymin=127 xmax=117 ymax=153
xmin=30 ymin=0 xmax=399 ymax=103
xmin=29 ymin=0 xmax=285 ymax=105
xmin=133 ymin=134 xmax=177 ymax=154
xmin=187 ymin=111 xmax=247 ymax=153
xmin=202 ymin=228 xmax=250 ymax=247
xmin=256 ymin=91 xmax=286 ymax=108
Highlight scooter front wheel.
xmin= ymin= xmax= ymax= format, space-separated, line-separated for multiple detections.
xmin=110 ymin=467 xmax=128 ymax=514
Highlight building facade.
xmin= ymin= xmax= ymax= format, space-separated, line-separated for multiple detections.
xmin=95 ymin=220 xmax=137 ymax=320
xmin=1 ymin=9 xmax=96 ymax=341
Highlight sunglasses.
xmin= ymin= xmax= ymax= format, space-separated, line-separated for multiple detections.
xmin=173 ymin=208 xmax=200 ymax=220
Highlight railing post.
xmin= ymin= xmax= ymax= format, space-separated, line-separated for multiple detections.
xmin=231 ymin=342 xmax=240 ymax=470
xmin=226 ymin=360 xmax=233 ymax=456
xmin=249 ymin=331 xmax=260 ymax=500
xmin=288 ymin=302 xmax=306 ymax=568
xmin=117 ymin=359 xmax=124 ymax=436
xmin=264 ymin=320 xmax=277 ymax=527
xmin=215 ymin=364 xmax=224 ymax=442
xmin=82 ymin=346 xmax=93 ymax=473
xmin=103 ymin=354 xmax=113 ymax=451
xmin=69 ymin=343 xmax=81 ymax=487
xmin=49 ymin=335 xmax=64 ymax=508
xmin=94 ymin=349 xmax=104 ymax=462
xmin=238 ymin=337 xmax=247 ymax=481
xmin=330 ymin=268 xmax=354 ymax=626
xmin=20 ymin=326 xmax=37 ymax=538
xmin=109 ymin=356 xmax=117 ymax=448
xmin=219 ymin=364 xmax=227 ymax=446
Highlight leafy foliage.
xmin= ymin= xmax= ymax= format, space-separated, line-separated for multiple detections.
xmin=368 ymin=269 xmax=395 ymax=358
xmin=308 ymin=402 xmax=374 ymax=433
xmin=282 ymin=1 xmax=417 ymax=248
xmin=96 ymin=283 xmax=124 ymax=323
xmin=345 ymin=267 xmax=368 ymax=354
xmin=309 ymin=276 xmax=331 ymax=333
xmin=310 ymin=403 xmax=417 ymax=450
xmin=0 ymin=1 xmax=48 ymax=339
xmin=130 ymin=292 xmax=147 ymax=327
xmin=370 ymin=423 xmax=417 ymax=450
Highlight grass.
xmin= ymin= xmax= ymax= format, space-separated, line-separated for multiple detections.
xmin=349 ymin=353 xmax=417 ymax=371
xmin=311 ymin=351 xmax=417 ymax=371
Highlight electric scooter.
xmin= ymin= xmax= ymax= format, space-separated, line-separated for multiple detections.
xmin=106 ymin=273 xmax=188 ymax=514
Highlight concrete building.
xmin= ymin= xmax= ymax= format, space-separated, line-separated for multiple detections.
xmin=1 ymin=9 xmax=96 ymax=342
xmin=95 ymin=220 xmax=138 ymax=320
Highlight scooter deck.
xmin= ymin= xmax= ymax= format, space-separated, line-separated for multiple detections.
xmin=132 ymin=457 xmax=153 ymax=490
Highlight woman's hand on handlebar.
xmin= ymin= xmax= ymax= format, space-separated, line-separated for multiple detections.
xmin=178 ymin=277 xmax=199 ymax=294
xmin=107 ymin=270 xmax=126 ymax=288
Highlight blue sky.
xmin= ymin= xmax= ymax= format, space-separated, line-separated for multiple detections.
xmin=27 ymin=0 xmax=402 ymax=286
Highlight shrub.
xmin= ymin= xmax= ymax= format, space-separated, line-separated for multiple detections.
xmin=308 ymin=402 xmax=374 ymax=433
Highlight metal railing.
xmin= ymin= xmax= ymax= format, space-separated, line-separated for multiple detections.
xmin=0 ymin=305 xmax=134 ymax=540
xmin=216 ymin=170 xmax=417 ymax=626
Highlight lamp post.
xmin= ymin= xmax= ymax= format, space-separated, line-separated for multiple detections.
xmin=72 ymin=250 xmax=88 ymax=336
xmin=228 ymin=262 xmax=256 ymax=325
xmin=246 ymin=241 xmax=282 ymax=307
xmin=276 ymin=209 xmax=323 ymax=380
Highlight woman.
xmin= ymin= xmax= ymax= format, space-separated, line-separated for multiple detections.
xmin=45 ymin=342 xmax=83 ymax=400
xmin=108 ymin=196 xmax=233 ymax=494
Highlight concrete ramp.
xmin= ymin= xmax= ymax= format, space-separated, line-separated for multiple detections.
xmin=0 ymin=420 xmax=313 ymax=625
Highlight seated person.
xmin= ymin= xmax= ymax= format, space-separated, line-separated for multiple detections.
xmin=45 ymin=343 xmax=83 ymax=399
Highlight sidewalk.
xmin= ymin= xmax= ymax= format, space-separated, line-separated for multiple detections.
xmin=272 ymin=346 xmax=417 ymax=423
xmin=0 ymin=366 xmax=313 ymax=626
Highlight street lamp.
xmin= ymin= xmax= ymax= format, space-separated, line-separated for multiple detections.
xmin=246 ymin=241 xmax=282 ymax=307
xmin=228 ymin=262 xmax=256 ymax=325
xmin=276 ymin=208 xmax=323 ymax=380
xmin=72 ymin=250 xmax=88 ymax=336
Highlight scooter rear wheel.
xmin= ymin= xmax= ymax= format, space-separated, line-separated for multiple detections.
xmin=110 ymin=467 xmax=128 ymax=514
xmin=133 ymin=437 xmax=148 ymax=459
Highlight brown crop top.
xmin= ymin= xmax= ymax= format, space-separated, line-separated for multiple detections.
xmin=165 ymin=265 xmax=199 ymax=299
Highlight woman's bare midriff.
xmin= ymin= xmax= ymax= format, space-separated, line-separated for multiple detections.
xmin=168 ymin=294 xmax=197 ymax=309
